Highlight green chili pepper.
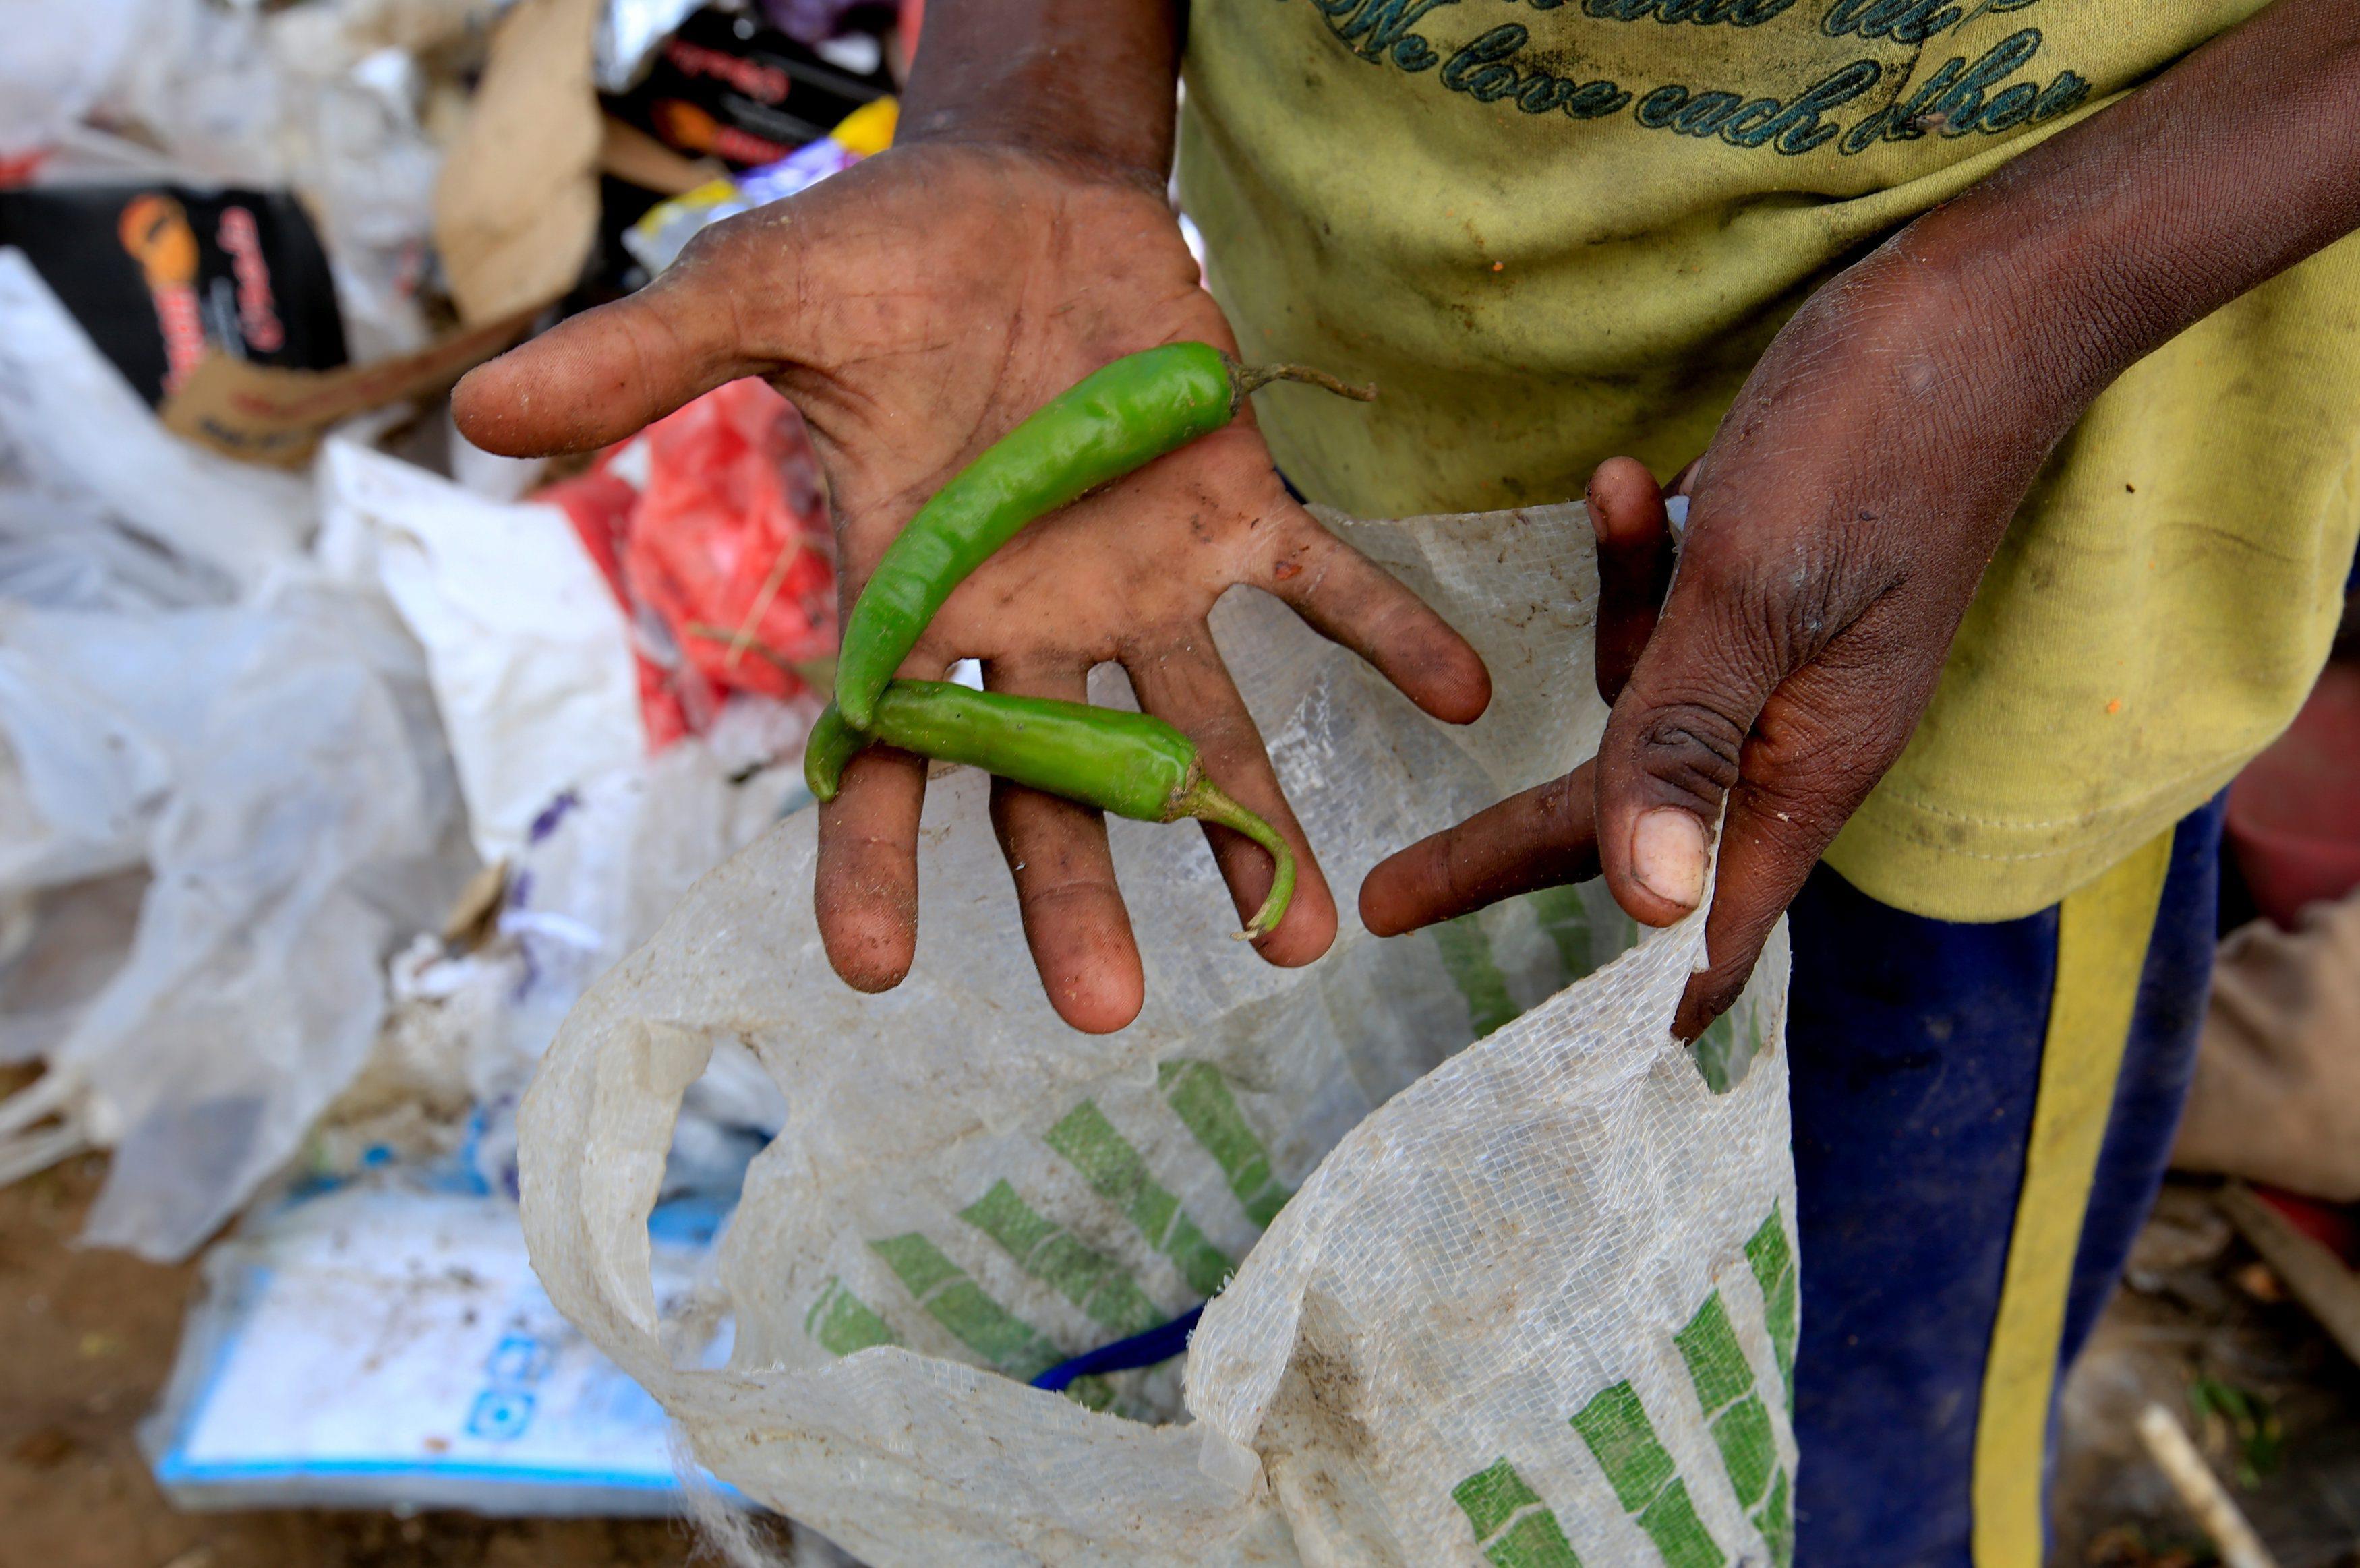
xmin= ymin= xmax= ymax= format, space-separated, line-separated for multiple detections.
xmin=831 ymin=341 xmax=1373 ymax=733
xmin=804 ymin=683 xmax=1297 ymax=940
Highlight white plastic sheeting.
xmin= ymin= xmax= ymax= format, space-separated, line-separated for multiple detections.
xmin=0 ymin=580 xmax=471 ymax=1257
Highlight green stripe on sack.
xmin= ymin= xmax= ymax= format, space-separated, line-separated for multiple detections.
xmin=1158 ymin=1061 xmax=1291 ymax=1227
xmin=1571 ymin=1382 xmax=1726 ymax=1567
xmin=1764 ymin=1269 xmax=1798 ymax=1404
xmin=1746 ymin=1208 xmax=1799 ymax=1406
xmin=1487 ymin=1511 xmax=1587 ymax=1568
xmin=1500 ymin=1211 xmax=1799 ymax=1568
xmin=959 ymin=1179 xmax=1162 ymax=1337
xmin=1675 ymin=1293 xmax=1753 ymax=1415
xmin=1570 ymin=1382 xmax=1678 ymax=1514
xmin=1452 ymin=1458 xmax=1584 ymax=1568
xmin=1676 ymin=1290 xmax=1777 ymax=1507
xmin=868 ymin=1232 xmax=1063 ymax=1382
xmin=803 ymin=1275 xmax=899 ymax=1356
xmin=1744 ymin=1208 xmax=1793 ymax=1308
xmin=1526 ymin=886 xmax=1593 ymax=983
xmin=1432 ymin=914 xmax=1520 ymax=1037
xmin=1455 ymin=1457 xmax=1544 ymax=1540
xmin=1709 ymin=1395 xmax=1776 ymax=1511
xmin=1754 ymin=1467 xmax=1795 ymax=1568
xmin=1637 ymin=1479 xmax=1723 ymax=1568
xmin=1044 ymin=1102 xmax=1237 ymax=1297
xmin=1667 ymin=1215 xmax=1798 ymax=1559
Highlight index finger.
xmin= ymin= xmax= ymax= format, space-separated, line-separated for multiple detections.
xmin=1359 ymin=762 xmax=1601 ymax=937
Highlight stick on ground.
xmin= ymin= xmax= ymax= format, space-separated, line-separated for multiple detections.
xmin=2135 ymin=1401 xmax=2281 ymax=1568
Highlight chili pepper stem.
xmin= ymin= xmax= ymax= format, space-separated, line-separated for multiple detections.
xmin=1175 ymin=778 xmax=1298 ymax=941
xmin=1223 ymin=355 xmax=1378 ymax=415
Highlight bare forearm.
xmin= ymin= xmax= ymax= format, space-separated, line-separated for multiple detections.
xmin=1907 ymin=0 xmax=2360 ymax=430
xmin=899 ymin=0 xmax=1185 ymax=186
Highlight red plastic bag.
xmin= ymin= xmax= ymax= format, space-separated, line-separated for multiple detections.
xmin=538 ymin=379 xmax=835 ymax=750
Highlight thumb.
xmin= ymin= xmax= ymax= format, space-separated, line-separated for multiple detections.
xmin=452 ymin=222 xmax=798 ymax=458
xmin=1593 ymin=553 xmax=1786 ymax=928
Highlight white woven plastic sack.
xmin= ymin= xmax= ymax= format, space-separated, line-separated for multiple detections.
xmin=519 ymin=502 xmax=1796 ymax=1567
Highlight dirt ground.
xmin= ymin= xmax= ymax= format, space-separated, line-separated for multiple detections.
xmin=5 ymin=1135 xmax=2355 ymax=1567
xmin=0 ymin=1151 xmax=699 ymax=1568
xmin=2053 ymin=1183 xmax=2360 ymax=1567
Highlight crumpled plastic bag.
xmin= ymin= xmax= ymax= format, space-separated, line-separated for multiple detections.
xmin=0 ymin=241 xmax=294 ymax=1078
xmin=520 ymin=500 xmax=1798 ymax=1565
xmin=314 ymin=435 xmax=811 ymax=1197
xmin=0 ymin=249 xmax=313 ymax=591
xmin=319 ymin=435 xmax=647 ymax=863
xmin=0 ymin=580 xmax=473 ymax=1258
xmin=0 ymin=0 xmax=145 ymax=160
xmin=319 ymin=432 xmax=817 ymax=1009
xmin=539 ymin=378 xmax=835 ymax=744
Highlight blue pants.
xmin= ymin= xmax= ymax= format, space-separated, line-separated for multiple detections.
xmin=1787 ymin=798 xmax=2226 ymax=1567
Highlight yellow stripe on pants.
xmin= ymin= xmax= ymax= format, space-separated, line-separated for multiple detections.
xmin=1970 ymin=826 xmax=2176 ymax=1568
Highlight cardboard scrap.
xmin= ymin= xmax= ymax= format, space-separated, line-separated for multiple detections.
xmin=160 ymin=309 xmax=535 ymax=467
xmin=2218 ymin=1182 xmax=2360 ymax=1370
xmin=432 ymin=0 xmax=604 ymax=324
xmin=601 ymin=115 xmax=726 ymax=199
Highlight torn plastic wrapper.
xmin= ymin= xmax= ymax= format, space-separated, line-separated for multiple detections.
xmin=607 ymin=5 xmax=894 ymax=168
xmin=536 ymin=377 xmax=835 ymax=747
xmin=623 ymin=96 xmax=895 ymax=276
xmin=0 ymin=249 xmax=311 ymax=589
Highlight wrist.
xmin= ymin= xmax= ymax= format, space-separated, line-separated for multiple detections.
xmin=1894 ymin=0 xmax=2360 ymax=417
xmin=897 ymin=1 xmax=1184 ymax=189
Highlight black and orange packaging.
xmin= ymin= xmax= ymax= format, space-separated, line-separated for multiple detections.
xmin=0 ymin=185 xmax=346 ymax=406
xmin=606 ymin=7 xmax=893 ymax=167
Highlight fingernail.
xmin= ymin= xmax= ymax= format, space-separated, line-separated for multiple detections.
xmin=1632 ymin=808 xmax=1707 ymax=911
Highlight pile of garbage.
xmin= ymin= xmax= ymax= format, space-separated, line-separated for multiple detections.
xmin=0 ymin=17 xmax=1810 ymax=1555
xmin=0 ymin=0 xmax=910 ymax=1267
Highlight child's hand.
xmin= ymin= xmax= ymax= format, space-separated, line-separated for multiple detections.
xmin=1358 ymin=458 xmax=1674 ymax=943
xmin=1374 ymin=0 xmax=2360 ymax=1039
xmin=456 ymin=144 xmax=1488 ymax=1035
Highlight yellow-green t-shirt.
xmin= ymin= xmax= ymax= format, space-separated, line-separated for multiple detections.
xmin=1177 ymin=0 xmax=2360 ymax=921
